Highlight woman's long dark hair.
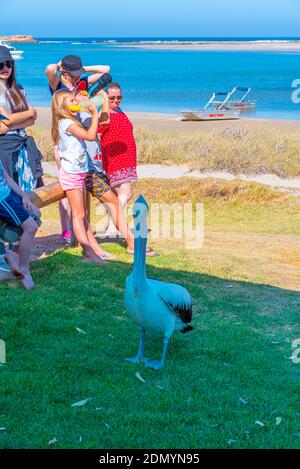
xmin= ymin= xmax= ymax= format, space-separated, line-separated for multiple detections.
xmin=1 ymin=63 xmax=29 ymax=113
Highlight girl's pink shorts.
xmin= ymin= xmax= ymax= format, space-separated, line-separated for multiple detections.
xmin=58 ymin=168 xmax=87 ymax=191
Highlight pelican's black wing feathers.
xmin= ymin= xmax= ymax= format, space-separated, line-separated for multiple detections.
xmin=158 ymin=282 xmax=193 ymax=325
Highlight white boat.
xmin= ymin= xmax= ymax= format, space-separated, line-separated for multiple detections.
xmin=181 ymin=92 xmax=240 ymax=121
xmin=0 ymin=41 xmax=23 ymax=60
xmin=212 ymin=87 xmax=256 ymax=112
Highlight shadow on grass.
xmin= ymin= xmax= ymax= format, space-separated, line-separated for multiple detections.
xmin=30 ymin=234 xmax=127 ymax=263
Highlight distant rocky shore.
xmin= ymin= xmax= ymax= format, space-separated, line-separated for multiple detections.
xmin=0 ymin=35 xmax=38 ymax=43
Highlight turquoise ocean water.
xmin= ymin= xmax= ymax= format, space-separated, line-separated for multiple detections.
xmin=10 ymin=37 xmax=300 ymax=119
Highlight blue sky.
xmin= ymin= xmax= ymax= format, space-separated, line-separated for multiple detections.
xmin=1 ymin=0 xmax=299 ymax=37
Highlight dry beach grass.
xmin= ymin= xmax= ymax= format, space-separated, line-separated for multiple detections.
xmin=135 ymin=125 xmax=300 ymax=177
xmin=28 ymin=122 xmax=300 ymax=177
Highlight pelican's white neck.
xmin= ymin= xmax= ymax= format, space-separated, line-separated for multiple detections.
xmin=132 ymin=196 xmax=149 ymax=295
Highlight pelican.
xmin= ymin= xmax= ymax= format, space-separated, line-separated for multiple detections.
xmin=124 ymin=195 xmax=193 ymax=370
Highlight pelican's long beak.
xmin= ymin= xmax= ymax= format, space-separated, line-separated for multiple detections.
xmin=133 ymin=236 xmax=147 ymax=296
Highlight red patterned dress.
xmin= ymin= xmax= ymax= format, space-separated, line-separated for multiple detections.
xmin=98 ymin=110 xmax=138 ymax=187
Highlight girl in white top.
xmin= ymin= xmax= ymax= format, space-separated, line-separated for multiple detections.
xmin=51 ymin=89 xmax=108 ymax=264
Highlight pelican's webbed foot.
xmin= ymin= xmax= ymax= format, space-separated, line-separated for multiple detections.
xmin=125 ymin=355 xmax=149 ymax=364
xmin=143 ymin=336 xmax=171 ymax=370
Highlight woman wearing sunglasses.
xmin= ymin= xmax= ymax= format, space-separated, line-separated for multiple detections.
xmin=0 ymin=46 xmax=43 ymax=273
xmin=97 ymin=82 xmax=138 ymax=238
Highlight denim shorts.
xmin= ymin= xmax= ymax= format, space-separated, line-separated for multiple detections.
xmin=0 ymin=190 xmax=29 ymax=226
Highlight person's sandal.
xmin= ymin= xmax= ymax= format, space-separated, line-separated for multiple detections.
xmin=100 ymin=252 xmax=117 ymax=260
xmin=61 ymin=230 xmax=72 ymax=244
xmin=82 ymin=256 xmax=108 ymax=265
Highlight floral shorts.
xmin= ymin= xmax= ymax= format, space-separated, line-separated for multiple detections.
xmin=85 ymin=171 xmax=110 ymax=199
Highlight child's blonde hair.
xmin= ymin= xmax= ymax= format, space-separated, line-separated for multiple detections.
xmin=51 ymin=89 xmax=78 ymax=145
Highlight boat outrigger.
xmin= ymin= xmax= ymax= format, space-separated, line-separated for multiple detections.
xmin=212 ymin=87 xmax=255 ymax=112
xmin=181 ymin=91 xmax=240 ymax=121
xmin=0 ymin=41 xmax=23 ymax=60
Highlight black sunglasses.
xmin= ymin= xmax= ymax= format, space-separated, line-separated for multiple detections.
xmin=0 ymin=61 xmax=13 ymax=71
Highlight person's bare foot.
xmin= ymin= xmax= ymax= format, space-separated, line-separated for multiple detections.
xmin=20 ymin=273 xmax=35 ymax=290
xmin=5 ymin=253 xmax=24 ymax=278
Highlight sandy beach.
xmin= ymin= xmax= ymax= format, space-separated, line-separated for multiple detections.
xmin=36 ymin=107 xmax=300 ymax=133
xmin=4 ymin=36 xmax=300 ymax=51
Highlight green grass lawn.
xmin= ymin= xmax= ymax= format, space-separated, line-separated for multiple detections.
xmin=1 ymin=179 xmax=300 ymax=449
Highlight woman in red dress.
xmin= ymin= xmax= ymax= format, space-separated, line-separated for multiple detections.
xmin=98 ymin=83 xmax=137 ymax=236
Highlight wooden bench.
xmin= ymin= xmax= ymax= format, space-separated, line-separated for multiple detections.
xmin=28 ymin=182 xmax=66 ymax=208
